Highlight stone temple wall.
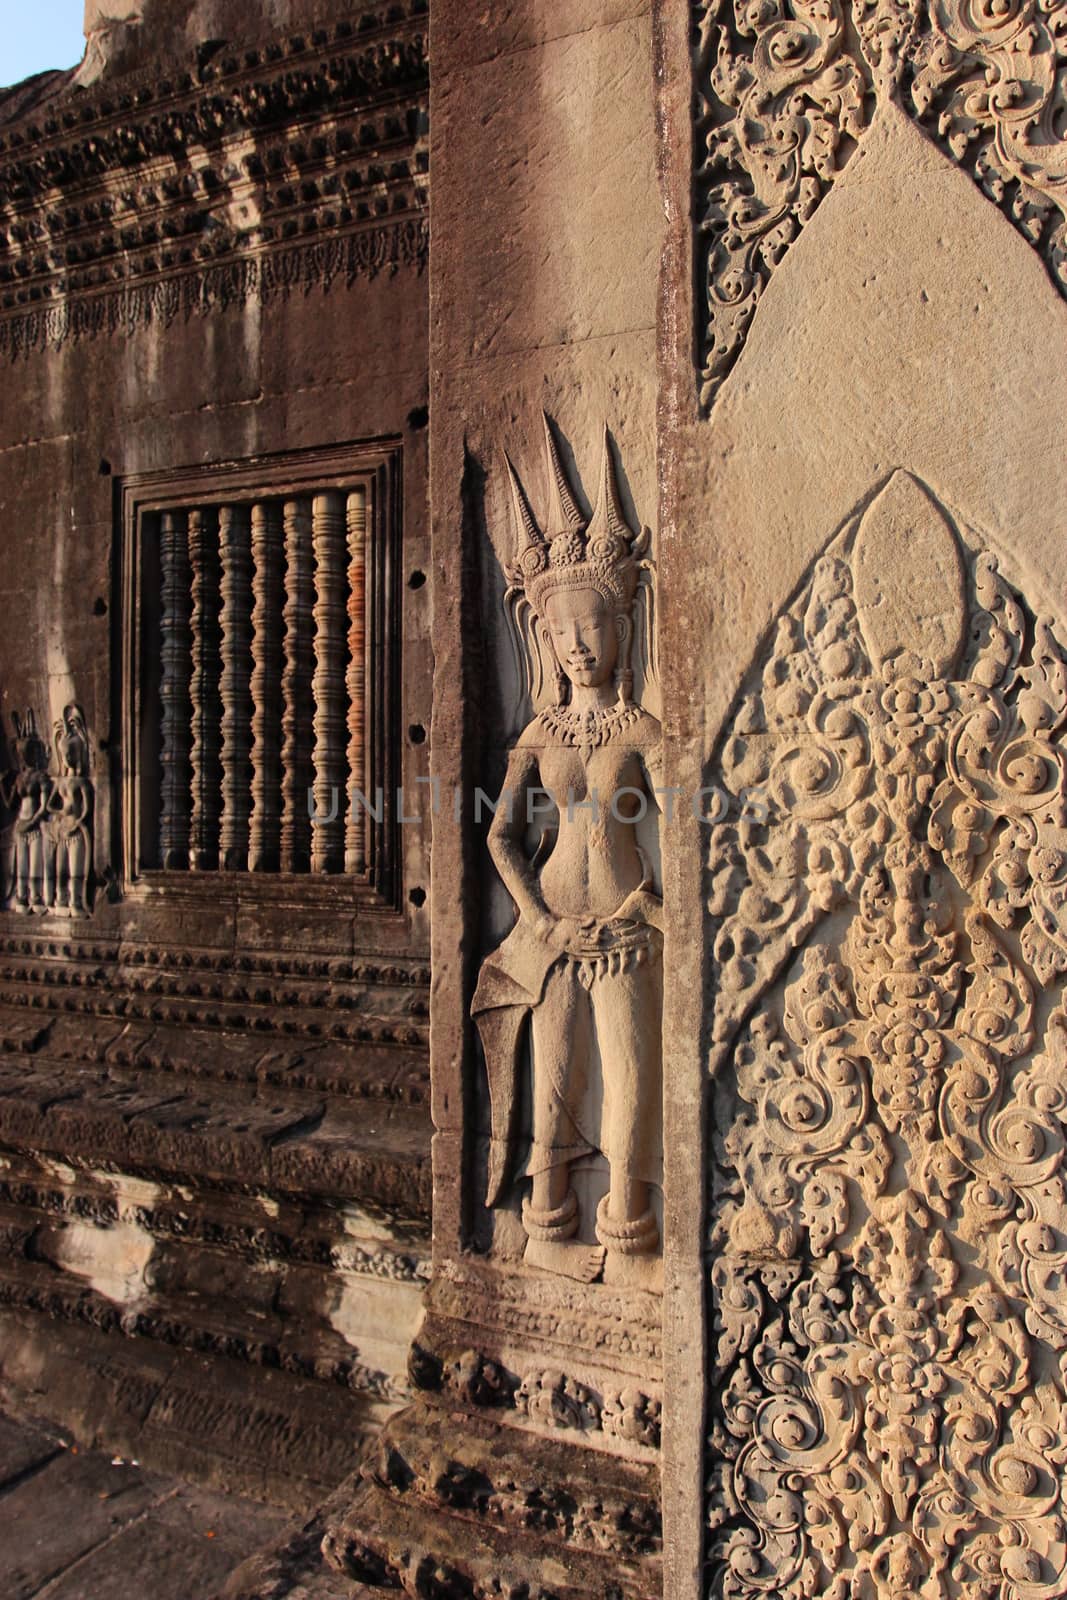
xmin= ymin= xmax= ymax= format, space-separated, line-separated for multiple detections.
xmin=661 ymin=8 xmax=1067 ymax=1591
xmin=5 ymin=1 xmax=1067 ymax=1597
xmin=325 ymin=2 xmax=1067 ymax=1597
xmin=0 ymin=0 xmax=433 ymax=1509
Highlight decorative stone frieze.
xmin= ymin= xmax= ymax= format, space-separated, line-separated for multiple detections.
xmin=408 ymin=1339 xmax=663 ymax=1451
xmin=0 ymin=3 xmax=429 ymax=358
xmin=0 ymin=928 xmax=429 ymax=1063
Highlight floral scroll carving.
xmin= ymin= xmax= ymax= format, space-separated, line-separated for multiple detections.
xmin=705 ymin=471 xmax=1067 ymax=1599
xmin=693 ymin=0 xmax=1067 ymax=406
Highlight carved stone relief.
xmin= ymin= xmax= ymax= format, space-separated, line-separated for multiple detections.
xmin=409 ymin=1340 xmax=663 ymax=1452
xmin=0 ymin=705 xmax=94 ymax=916
xmin=705 ymin=470 xmax=1067 ymax=1597
xmin=472 ymin=416 xmax=664 ymax=1291
xmin=694 ymin=0 xmax=1067 ymax=405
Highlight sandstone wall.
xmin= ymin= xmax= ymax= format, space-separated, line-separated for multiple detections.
xmin=0 ymin=0 xmax=434 ymax=1507
xmin=318 ymin=3 xmax=671 ymax=1591
xmin=657 ymin=3 xmax=1067 ymax=1592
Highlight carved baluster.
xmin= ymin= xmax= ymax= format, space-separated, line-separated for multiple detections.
xmin=159 ymin=508 xmax=192 ymax=869
xmin=188 ymin=506 xmax=223 ymax=870
xmin=311 ymin=491 xmax=347 ymax=874
xmin=219 ymin=503 xmax=254 ymax=870
xmin=345 ymin=488 xmax=368 ymax=875
xmin=249 ymin=501 xmax=284 ymax=871
xmin=280 ymin=498 xmax=314 ymax=873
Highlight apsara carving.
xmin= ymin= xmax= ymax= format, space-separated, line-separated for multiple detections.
xmin=0 ymin=705 xmax=95 ymax=916
xmin=472 ymin=416 xmax=664 ymax=1291
xmin=694 ymin=0 xmax=1067 ymax=406
xmin=706 ymin=471 xmax=1067 ymax=1599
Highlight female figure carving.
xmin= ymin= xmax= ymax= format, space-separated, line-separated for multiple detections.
xmin=50 ymin=704 xmax=93 ymax=916
xmin=472 ymin=419 xmax=663 ymax=1289
xmin=2 ymin=711 xmax=53 ymax=914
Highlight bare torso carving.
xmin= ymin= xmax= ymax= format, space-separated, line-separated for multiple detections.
xmin=472 ymin=418 xmax=663 ymax=1291
xmin=1 ymin=705 xmax=93 ymax=916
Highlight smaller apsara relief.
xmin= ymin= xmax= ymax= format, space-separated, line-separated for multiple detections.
xmin=0 ymin=704 xmax=95 ymax=916
xmin=705 ymin=471 xmax=1067 ymax=1599
xmin=694 ymin=0 xmax=1067 ymax=406
xmin=471 ymin=416 xmax=664 ymax=1292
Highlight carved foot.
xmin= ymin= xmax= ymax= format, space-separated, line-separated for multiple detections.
xmin=524 ymin=1236 xmax=606 ymax=1282
xmin=595 ymin=1195 xmax=658 ymax=1252
xmin=522 ymin=1191 xmax=603 ymax=1279
xmin=596 ymin=1197 xmax=661 ymax=1291
xmin=602 ymin=1249 xmax=663 ymax=1293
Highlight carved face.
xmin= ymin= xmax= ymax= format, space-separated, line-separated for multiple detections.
xmin=57 ymin=706 xmax=88 ymax=777
xmin=542 ymin=586 xmax=623 ymax=690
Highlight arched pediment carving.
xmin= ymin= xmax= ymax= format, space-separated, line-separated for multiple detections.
xmin=705 ymin=472 xmax=1067 ymax=1598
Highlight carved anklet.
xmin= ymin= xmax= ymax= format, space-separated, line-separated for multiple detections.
xmin=595 ymin=1196 xmax=659 ymax=1256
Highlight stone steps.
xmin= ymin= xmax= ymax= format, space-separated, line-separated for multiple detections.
xmin=0 ymin=1056 xmax=432 ymax=1214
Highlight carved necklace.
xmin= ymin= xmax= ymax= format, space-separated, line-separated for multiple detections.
xmin=538 ymin=700 xmax=641 ymax=751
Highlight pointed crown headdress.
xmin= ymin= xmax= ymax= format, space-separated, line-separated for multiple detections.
xmin=505 ymin=414 xmax=648 ymax=617
xmin=500 ymin=415 xmax=657 ymax=716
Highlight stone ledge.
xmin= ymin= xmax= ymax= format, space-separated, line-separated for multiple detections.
xmin=0 ymin=1308 xmax=384 ymax=1512
xmin=323 ymin=1395 xmax=663 ymax=1599
xmin=0 ymin=1058 xmax=432 ymax=1217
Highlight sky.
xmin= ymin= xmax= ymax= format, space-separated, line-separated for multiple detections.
xmin=2 ymin=0 xmax=86 ymax=89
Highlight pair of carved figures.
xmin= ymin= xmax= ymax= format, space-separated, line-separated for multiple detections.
xmin=1 ymin=705 xmax=93 ymax=916
xmin=473 ymin=417 xmax=663 ymax=1290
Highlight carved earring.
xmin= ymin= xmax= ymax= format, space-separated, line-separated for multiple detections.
xmin=615 ymin=615 xmax=634 ymax=703
xmin=541 ymin=626 xmax=567 ymax=705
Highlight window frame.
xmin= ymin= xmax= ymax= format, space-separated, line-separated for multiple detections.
xmin=117 ymin=438 xmax=405 ymax=917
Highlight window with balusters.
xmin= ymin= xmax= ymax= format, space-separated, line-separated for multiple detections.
xmin=119 ymin=443 xmax=403 ymax=909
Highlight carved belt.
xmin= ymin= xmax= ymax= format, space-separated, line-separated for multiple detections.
xmin=559 ymin=922 xmax=661 ymax=989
